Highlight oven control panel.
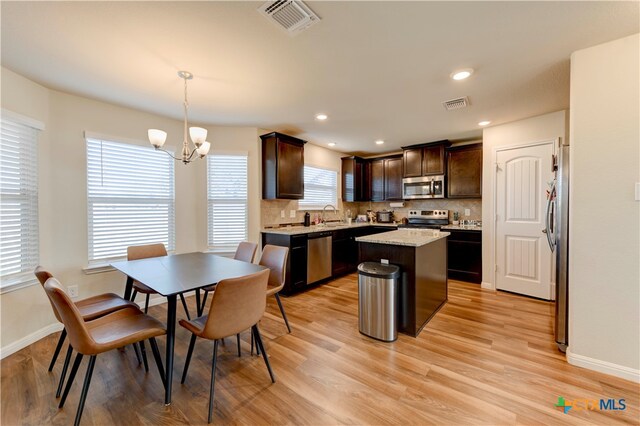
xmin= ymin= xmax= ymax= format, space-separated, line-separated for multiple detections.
xmin=408 ymin=209 xmax=449 ymax=219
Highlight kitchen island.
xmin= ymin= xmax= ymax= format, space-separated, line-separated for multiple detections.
xmin=356 ymin=229 xmax=449 ymax=337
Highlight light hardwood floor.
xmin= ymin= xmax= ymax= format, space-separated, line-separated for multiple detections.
xmin=2 ymin=275 xmax=638 ymax=425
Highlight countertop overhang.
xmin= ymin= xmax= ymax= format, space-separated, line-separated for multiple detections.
xmin=356 ymin=229 xmax=450 ymax=247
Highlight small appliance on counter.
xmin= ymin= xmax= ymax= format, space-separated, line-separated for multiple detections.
xmin=376 ymin=210 xmax=394 ymax=223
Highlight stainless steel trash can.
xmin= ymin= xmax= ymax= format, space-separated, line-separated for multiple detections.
xmin=357 ymin=262 xmax=400 ymax=342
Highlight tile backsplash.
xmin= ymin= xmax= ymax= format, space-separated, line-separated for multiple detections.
xmin=261 ymin=198 xmax=480 ymax=227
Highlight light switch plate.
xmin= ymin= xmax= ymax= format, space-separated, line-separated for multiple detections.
xmin=465 ymin=209 xmax=471 ymax=216
xmin=380 ymin=259 xmax=389 ymax=264
xmin=68 ymin=285 xmax=78 ymax=298
xmin=635 ymin=183 xmax=640 ymax=201
xmin=289 ymin=210 xmax=296 ymax=218
xmin=280 ymin=210 xmax=285 ymax=218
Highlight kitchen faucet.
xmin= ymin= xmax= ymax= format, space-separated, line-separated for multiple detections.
xmin=322 ymin=204 xmax=339 ymax=223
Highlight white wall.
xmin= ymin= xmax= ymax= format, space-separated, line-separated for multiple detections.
xmin=567 ymin=34 xmax=639 ymax=381
xmin=0 ymin=68 xmax=260 ymax=355
xmin=481 ymin=110 xmax=568 ymax=289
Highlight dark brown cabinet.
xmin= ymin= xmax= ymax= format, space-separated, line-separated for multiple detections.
xmin=402 ymin=140 xmax=449 ymax=177
xmin=261 ymin=132 xmax=306 ymax=199
xmin=447 ymin=143 xmax=482 ymax=198
xmin=384 ymin=156 xmax=403 ymax=200
xmin=447 ymin=229 xmax=482 ymax=283
xmin=341 ymin=156 xmax=370 ymax=202
xmin=370 ymin=159 xmax=385 ymax=201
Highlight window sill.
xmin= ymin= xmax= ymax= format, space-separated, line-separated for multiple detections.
xmin=83 ymin=263 xmax=117 ymax=275
xmin=0 ymin=276 xmax=38 ymax=295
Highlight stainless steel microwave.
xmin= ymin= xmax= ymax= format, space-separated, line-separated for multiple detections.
xmin=402 ymin=175 xmax=445 ymax=199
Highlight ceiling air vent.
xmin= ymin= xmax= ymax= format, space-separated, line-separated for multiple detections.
xmin=258 ymin=0 xmax=320 ymax=36
xmin=442 ymin=96 xmax=470 ymax=111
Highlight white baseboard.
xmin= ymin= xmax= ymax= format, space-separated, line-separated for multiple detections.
xmin=0 ymin=292 xmax=194 ymax=360
xmin=481 ymin=281 xmax=496 ymax=291
xmin=0 ymin=322 xmax=64 ymax=360
xmin=566 ymin=347 xmax=640 ymax=383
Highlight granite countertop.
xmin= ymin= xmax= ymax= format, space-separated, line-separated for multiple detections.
xmin=261 ymin=222 xmax=398 ymax=235
xmin=356 ymin=229 xmax=450 ymax=247
xmin=441 ymin=224 xmax=482 ymax=231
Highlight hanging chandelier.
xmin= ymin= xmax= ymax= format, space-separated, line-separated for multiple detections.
xmin=148 ymin=71 xmax=210 ymax=164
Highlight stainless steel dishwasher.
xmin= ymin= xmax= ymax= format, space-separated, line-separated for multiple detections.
xmin=307 ymin=231 xmax=332 ymax=284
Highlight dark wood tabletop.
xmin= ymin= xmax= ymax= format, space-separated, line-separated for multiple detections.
xmin=111 ymin=252 xmax=267 ymax=296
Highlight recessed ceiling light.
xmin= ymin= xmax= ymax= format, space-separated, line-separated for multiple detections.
xmin=315 ymin=113 xmax=328 ymax=121
xmin=328 ymin=142 xmax=336 ymax=147
xmin=478 ymin=120 xmax=491 ymax=126
xmin=451 ymin=68 xmax=474 ymax=81
xmin=375 ymin=140 xmax=385 ymax=145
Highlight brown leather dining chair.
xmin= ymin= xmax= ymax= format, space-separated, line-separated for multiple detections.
xmin=260 ymin=244 xmax=291 ymax=333
xmin=179 ymin=268 xmax=274 ymax=423
xmin=127 ymin=243 xmax=191 ymax=370
xmin=197 ymin=241 xmax=258 ymax=316
xmin=34 ymin=267 xmax=139 ymax=397
xmin=43 ymin=277 xmax=166 ymax=426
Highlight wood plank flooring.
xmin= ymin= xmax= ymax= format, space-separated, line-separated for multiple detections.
xmin=2 ymin=275 xmax=638 ymax=425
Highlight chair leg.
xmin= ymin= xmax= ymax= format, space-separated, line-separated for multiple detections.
xmin=139 ymin=341 xmax=149 ymax=372
xmin=56 ymin=345 xmax=73 ymax=398
xmin=252 ymin=325 xmax=275 ymax=383
xmin=59 ymin=352 xmax=84 ymax=408
xmin=149 ymin=338 xmax=166 ymax=390
xmin=74 ymin=355 xmax=97 ymax=426
xmin=274 ymin=293 xmax=291 ymax=333
xmin=179 ymin=293 xmax=191 ymax=320
xmin=236 ymin=334 xmax=241 ymax=357
xmin=131 ymin=289 xmax=138 ymax=303
xmin=144 ymin=294 xmax=150 ymax=314
xmin=49 ymin=328 xmax=67 ymax=371
xmin=250 ymin=328 xmax=260 ymax=356
xmin=208 ymin=340 xmax=219 ymax=424
xmin=132 ymin=342 xmax=142 ymax=365
xmin=181 ymin=334 xmax=197 ymax=384
xmin=199 ymin=291 xmax=209 ymax=317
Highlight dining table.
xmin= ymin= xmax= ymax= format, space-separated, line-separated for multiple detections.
xmin=111 ymin=251 xmax=268 ymax=405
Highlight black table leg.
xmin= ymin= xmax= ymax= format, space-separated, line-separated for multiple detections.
xmin=195 ymin=289 xmax=201 ymax=317
xmin=123 ymin=276 xmax=134 ymax=301
xmin=164 ymin=295 xmax=177 ymax=405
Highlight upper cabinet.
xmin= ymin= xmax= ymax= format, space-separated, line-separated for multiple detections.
xmin=341 ymin=156 xmax=370 ymax=202
xmin=446 ymin=143 xmax=483 ymax=198
xmin=261 ymin=132 xmax=306 ymax=200
xmin=370 ymin=159 xmax=385 ymax=201
xmin=402 ymin=140 xmax=450 ymax=177
xmin=384 ymin=156 xmax=403 ymax=200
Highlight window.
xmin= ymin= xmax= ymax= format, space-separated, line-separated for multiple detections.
xmin=299 ymin=165 xmax=338 ymax=210
xmin=86 ymin=137 xmax=175 ymax=264
xmin=207 ymin=153 xmax=248 ymax=253
xmin=0 ymin=115 xmax=40 ymax=287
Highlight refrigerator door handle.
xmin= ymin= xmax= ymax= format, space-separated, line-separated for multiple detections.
xmin=545 ymin=182 xmax=556 ymax=252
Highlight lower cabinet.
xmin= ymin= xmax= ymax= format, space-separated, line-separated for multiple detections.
xmin=263 ymin=225 xmax=397 ymax=295
xmin=446 ymin=229 xmax=482 ymax=283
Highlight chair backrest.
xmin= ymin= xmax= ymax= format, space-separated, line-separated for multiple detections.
xmin=43 ymin=277 xmax=96 ymax=355
xmin=127 ymin=243 xmax=167 ymax=261
xmin=34 ymin=266 xmax=63 ymax=323
xmin=234 ymin=241 xmax=258 ymax=263
xmin=259 ymin=245 xmax=289 ymax=291
xmin=202 ymin=269 xmax=270 ymax=340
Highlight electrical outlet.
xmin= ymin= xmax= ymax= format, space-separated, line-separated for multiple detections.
xmin=465 ymin=209 xmax=471 ymax=216
xmin=68 ymin=285 xmax=78 ymax=298
xmin=290 ymin=210 xmax=296 ymax=218
xmin=280 ymin=210 xmax=285 ymax=218
xmin=380 ymin=259 xmax=389 ymax=265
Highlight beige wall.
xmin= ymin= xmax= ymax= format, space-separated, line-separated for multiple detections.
xmin=0 ymin=68 xmax=260 ymax=354
xmin=481 ymin=110 xmax=568 ymax=289
xmin=567 ymin=34 xmax=639 ymax=379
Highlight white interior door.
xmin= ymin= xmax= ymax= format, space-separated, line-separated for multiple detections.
xmin=495 ymin=143 xmax=554 ymax=299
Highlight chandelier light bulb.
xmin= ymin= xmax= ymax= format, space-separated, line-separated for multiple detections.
xmin=197 ymin=141 xmax=211 ymax=157
xmin=148 ymin=129 xmax=167 ymax=148
xmin=189 ymin=127 xmax=208 ymax=145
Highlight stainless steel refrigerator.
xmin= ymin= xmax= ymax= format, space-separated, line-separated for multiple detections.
xmin=545 ymin=138 xmax=569 ymax=352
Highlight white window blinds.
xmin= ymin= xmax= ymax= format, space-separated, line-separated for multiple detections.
xmin=299 ymin=165 xmax=338 ymax=210
xmin=86 ymin=137 xmax=175 ymax=263
xmin=208 ymin=153 xmax=248 ymax=253
xmin=0 ymin=117 xmax=39 ymax=284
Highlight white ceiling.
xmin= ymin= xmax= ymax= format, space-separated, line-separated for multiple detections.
xmin=2 ymin=1 xmax=638 ymax=155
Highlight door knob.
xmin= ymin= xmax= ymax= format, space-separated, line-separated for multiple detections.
xmin=542 ymin=229 xmax=547 ymax=234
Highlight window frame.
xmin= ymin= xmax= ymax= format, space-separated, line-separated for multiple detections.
xmin=0 ymin=109 xmax=43 ymax=293
xmin=85 ymin=132 xmax=176 ymax=268
xmin=207 ymin=150 xmax=249 ymax=255
xmin=298 ymin=164 xmax=339 ymax=211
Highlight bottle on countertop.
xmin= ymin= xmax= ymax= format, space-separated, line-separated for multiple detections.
xmin=304 ymin=212 xmax=310 ymax=227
